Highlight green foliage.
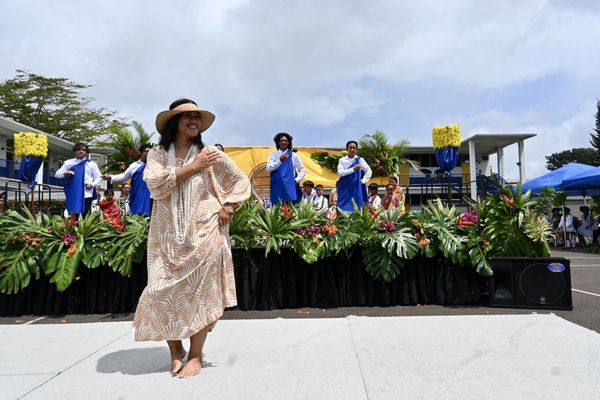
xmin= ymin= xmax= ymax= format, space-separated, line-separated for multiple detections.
xmin=0 ymin=209 xmax=46 ymax=294
xmin=229 ymin=199 xmax=262 ymax=249
xmin=97 ymin=122 xmax=155 ymax=173
xmin=310 ymin=152 xmax=343 ymax=173
xmin=482 ymin=186 xmax=551 ymax=258
xmin=100 ymin=215 xmax=149 ymax=276
xmin=0 ymin=207 xmax=148 ymax=293
xmin=421 ymin=199 xmax=467 ymax=264
xmin=362 ymin=247 xmax=406 ymax=282
xmin=589 ymin=100 xmax=600 ymax=165
xmin=529 ymin=187 xmax=556 ymax=216
xmin=252 ymin=204 xmax=305 ymax=256
xmin=359 ymin=130 xmax=419 ymax=177
xmin=0 ymin=69 xmax=126 ymax=143
xmin=553 ymin=191 xmax=567 ymax=207
xmin=545 ymin=148 xmax=599 ymax=170
xmin=0 ymin=187 xmax=556 ymax=291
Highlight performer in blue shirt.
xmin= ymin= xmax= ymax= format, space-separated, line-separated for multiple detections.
xmin=336 ymin=140 xmax=372 ymax=212
xmin=55 ymin=143 xmax=102 ymax=217
xmin=103 ymin=144 xmax=152 ymax=217
xmin=266 ymin=132 xmax=306 ymax=205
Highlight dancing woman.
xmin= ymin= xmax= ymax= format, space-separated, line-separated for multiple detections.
xmin=131 ymin=98 xmax=251 ymax=378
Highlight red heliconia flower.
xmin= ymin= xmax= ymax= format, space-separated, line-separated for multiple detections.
xmin=367 ymin=207 xmax=382 ymax=219
xmin=281 ymin=203 xmax=294 ymax=220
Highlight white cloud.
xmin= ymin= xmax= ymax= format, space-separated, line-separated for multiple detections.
xmin=0 ymin=0 xmax=599 ymax=175
xmin=463 ymin=100 xmax=598 ymax=181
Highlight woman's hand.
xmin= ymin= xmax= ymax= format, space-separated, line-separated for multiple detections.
xmin=192 ymin=147 xmax=220 ymax=172
xmin=218 ymin=207 xmax=233 ymax=226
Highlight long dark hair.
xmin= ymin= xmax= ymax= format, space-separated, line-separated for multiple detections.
xmin=158 ymin=98 xmax=205 ymax=150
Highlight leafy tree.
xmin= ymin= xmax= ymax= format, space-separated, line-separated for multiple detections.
xmin=590 ymin=100 xmax=600 ymax=165
xmin=97 ymin=121 xmax=154 ymax=173
xmin=0 ymin=69 xmax=126 ymax=143
xmin=545 ymin=148 xmax=599 ymax=170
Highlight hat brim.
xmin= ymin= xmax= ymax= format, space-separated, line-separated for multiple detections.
xmin=155 ymin=103 xmax=216 ymax=135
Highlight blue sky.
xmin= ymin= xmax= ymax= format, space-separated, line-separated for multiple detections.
xmin=1 ymin=0 xmax=599 ymax=180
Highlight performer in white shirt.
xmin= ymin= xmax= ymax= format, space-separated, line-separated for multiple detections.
xmin=266 ymin=132 xmax=306 ymax=205
xmin=103 ymin=144 xmax=152 ymax=217
xmin=336 ymin=140 xmax=372 ymax=212
xmin=55 ymin=142 xmax=102 ymax=216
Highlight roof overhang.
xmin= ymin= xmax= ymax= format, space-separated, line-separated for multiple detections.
xmin=460 ymin=133 xmax=536 ymax=156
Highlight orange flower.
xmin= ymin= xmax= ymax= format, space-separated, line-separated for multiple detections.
xmin=418 ymin=237 xmax=431 ymax=248
xmin=328 ymin=208 xmax=337 ymax=220
xmin=67 ymin=244 xmax=78 ymax=256
xmin=500 ymin=194 xmax=515 ymax=207
xmin=324 ymin=223 xmax=338 ymax=236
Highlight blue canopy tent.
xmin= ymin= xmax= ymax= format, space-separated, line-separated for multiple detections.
xmin=562 ymin=166 xmax=600 ymax=196
xmin=521 ymin=163 xmax=599 ymax=248
xmin=521 ymin=163 xmax=597 ymax=195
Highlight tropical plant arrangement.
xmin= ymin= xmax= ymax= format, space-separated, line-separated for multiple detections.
xmin=0 ymin=208 xmax=149 ymax=294
xmin=0 ymin=184 xmax=552 ymax=294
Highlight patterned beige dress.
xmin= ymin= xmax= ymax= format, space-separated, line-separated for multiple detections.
xmin=132 ymin=145 xmax=250 ymax=341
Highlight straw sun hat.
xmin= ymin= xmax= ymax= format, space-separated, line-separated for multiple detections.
xmin=155 ymin=102 xmax=216 ymax=134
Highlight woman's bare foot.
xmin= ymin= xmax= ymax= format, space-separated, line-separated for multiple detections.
xmin=178 ymin=356 xmax=201 ymax=378
xmin=170 ymin=349 xmax=186 ymax=376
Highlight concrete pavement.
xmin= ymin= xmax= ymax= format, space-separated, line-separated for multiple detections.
xmin=2 ymin=247 xmax=600 ymax=399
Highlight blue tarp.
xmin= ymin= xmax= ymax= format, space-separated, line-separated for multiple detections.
xmin=562 ymin=166 xmax=600 ymax=195
xmin=521 ymin=163 xmax=597 ymax=195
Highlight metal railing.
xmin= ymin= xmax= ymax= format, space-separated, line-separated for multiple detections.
xmin=1 ymin=180 xmax=65 ymax=215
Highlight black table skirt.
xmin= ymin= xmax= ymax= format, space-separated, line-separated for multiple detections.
xmin=0 ymin=248 xmax=483 ymax=316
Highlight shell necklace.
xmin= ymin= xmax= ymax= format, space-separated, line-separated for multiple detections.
xmin=168 ymin=143 xmax=198 ymax=244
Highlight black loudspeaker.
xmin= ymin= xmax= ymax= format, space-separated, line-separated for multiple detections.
xmin=488 ymin=257 xmax=573 ymax=310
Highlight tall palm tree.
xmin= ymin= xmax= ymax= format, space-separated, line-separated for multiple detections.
xmin=359 ymin=130 xmax=419 ymax=177
xmin=98 ymin=121 xmax=155 ymax=173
